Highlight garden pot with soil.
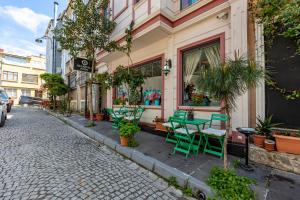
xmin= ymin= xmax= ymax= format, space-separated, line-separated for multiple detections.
xmin=95 ymin=113 xmax=104 ymax=121
xmin=264 ymin=139 xmax=275 ymax=151
xmin=274 ymin=133 xmax=300 ymax=155
xmin=120 ymin=136 xmax=129 ymax=146
xmin=253 ymin=135 xmax=266 ymax=148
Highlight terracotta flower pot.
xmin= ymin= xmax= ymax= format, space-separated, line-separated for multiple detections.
xmin=120 ymin=136 xmax=129 ymax=146
xmin=95 ymin=113 xmax=104 ymax=121
xmin=274 ymin=134 xmax=300 ymax=155
xmin=155 ymin=122 xmax=167 ymax=132
xmin=253 ymin=134 xmax=266 ymax=148
xmin=264 ymin=139 xmax=275 ymax=151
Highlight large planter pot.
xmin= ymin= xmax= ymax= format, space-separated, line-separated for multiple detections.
xmin=264 ymin=139 xmax=275 ymax=151
xmin=95 ymin=113 xmax=104 ymax=121
xmin=253 ymin=134 xmax=266 ymax=148
xmin=120 ymin=136 xmax=129 ymax=146
xmin=155 ymin=122 xmax=167 ymax=132
xmin=274 ymin=134 xmax=300 ymax=155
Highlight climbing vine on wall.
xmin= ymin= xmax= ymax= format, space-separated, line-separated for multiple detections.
xmin=250 ymin=0 xmax=300 ymax=100
xmin=250 ymin=0 xmax=300 ymax=53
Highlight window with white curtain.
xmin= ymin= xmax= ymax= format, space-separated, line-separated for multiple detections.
xmin=182 ymin=41 xmax=220 ymax=106
xmin=113 ymin=0 xmax=127 ymax=17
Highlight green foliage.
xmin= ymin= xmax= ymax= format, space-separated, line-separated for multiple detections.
xmin=207 ymin=167 xmax=256 ymax=200
xmin=183 ymin=187 xmax=193 ymax=197
xmin=256 ymin=116 xmax=282 ymax=137
xmin=119 ymin=121 xmax=140 ymax=138
xmin=40 ymin=73 xmax=69 ymax=97
xmin=112 ymin=65 xmax=145 ymax=105
xmin=85 ymin=121 xmax=95 ymax=127
xmin=233 ymin=159 xmax=241 ymax=168
xmin=168 ymin=177 xmax=194 ymax=197
xmin=197 ymin=55 xmax=265 ymax=113
xmin=252 ymin=0 xmax=300 ymax=53
xmin=56 ymin=0 xmax=118 ymax=60
xmin=128 ymin=137 xmax=139 ymax=147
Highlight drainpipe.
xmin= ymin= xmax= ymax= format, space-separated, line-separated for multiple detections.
xmin=53 ymin=1 xmax=59 ymax=74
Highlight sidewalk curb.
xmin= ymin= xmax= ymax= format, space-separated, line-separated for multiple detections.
xmin=46 ymin=110 xmax=213 ymax=197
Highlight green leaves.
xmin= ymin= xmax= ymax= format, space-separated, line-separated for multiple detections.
xmin=207 ymin=167 xmax=256 ymax=200
xmin=56 ymin=0 xmax=118 ymax=59
xmin=253 ymin=0 xmax=300 ymax=53
xmin=119 ymin=121 xmax=140 ymax=138
xmin=40 ymin=73 xmax=69 ymax=97
xmin=197 ymin=55 xmax=265 ymax=112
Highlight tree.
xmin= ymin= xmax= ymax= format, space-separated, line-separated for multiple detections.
xmin=40 ymin=73 xmax=69 ymax=110
xmin=197 ymin=54 xmax=266 ymax=169
xmin=56 ymin=0 xmax=119 ymax=121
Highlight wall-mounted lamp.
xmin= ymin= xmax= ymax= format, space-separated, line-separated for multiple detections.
xmin=162 ymin=59 xmax=172 ymax=76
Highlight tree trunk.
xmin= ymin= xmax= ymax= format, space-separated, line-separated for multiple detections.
xmin=223 ymin=103 xmax=231 ymax=170
xmin=89 ymin=60 xmax=95 ymax=121
xmin=53 ymin=95 xmax=56 ymax=111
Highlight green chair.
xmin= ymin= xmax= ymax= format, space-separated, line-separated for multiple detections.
xmin=163 ymin=110 xmax=187 ymax=143
xmin=107 ymin=108 xmax=124 ymax=129
xmin=124 ymin=107 xmax=145 ymax=127
xmin=169 ymin=117 xmax=197 ymax=158
xmin=202 ymin=114 xmax=228 ymax=158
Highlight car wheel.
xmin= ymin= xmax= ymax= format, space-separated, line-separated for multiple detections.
xmin=0 ymin=112 xmax=5 ymax=127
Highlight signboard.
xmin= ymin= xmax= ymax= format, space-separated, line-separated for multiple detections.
xmin=74 ymin=57 xmax=92 ymax=72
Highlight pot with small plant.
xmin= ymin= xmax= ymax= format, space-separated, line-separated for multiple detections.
xmin=274 ymin=130 xmax=300 ymax=155
xmin=119 ymin=120 xmax=140 ymax=146
xmin=187 ymin=109 xmax=194 ymax=121
xmin=153 ymin=116 xmax=167 ymax=132
xmin=254 ymin=116 xmax=281 ymax=149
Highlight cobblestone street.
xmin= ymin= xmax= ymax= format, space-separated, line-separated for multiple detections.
xmin=0 ymin=108 xmax=186 ymax=200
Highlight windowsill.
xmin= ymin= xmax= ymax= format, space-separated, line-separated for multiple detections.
xmin=21 ymin=82 xmax=38 ymax=85
xmin=1 ymin=80 xmax=18 ymax=82
xmin=113 ymin=105 xmax=161 ymax=110
xmin=179 ymin=105 xmax=223 ymax=112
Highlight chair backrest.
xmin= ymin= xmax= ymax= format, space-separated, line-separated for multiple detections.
xmin=135 ymin=107 xmax=145 ymax=120
xmin=169 ymin=117 xmax=185 ymax=130
xmin=173 ymin=110 xmax=187 ymax=119
xmin=209 ymin=113 xmax=228 ymax=128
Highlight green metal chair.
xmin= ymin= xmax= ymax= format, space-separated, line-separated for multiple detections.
xmin=124 ymin=107 xmax=145 ymax=127
xmin=202 ymin=114 xmax=228 ymax=158
xmin=169 ymin=117 xmax=198 ymax=158
xmin=163 ymin=110 xmax=187 ymax=143
xmin=107 ymin=108 xmax=124 ymax=129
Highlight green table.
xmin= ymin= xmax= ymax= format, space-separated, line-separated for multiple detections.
xmin=184 ymin=118 xmax=210 ymax=154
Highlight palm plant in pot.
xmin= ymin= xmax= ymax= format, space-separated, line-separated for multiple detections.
xmin=255 ymin=116 xmax=281 ymax=150
xmin=119 ymin=120 xmax=140 ymax=147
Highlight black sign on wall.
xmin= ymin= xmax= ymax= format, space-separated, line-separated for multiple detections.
xmin=74 ymin=58 xmax=92 ymax=72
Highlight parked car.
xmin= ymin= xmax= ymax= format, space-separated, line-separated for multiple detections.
xmin=19 ymin=96 xmax=42 ymax=106
xmin=0 ymin=88 xmax=10 ymax=113
xmin=0 ymin=89 xmax=8 ymax=127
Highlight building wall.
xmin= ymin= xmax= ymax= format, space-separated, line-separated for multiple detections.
xmin=98 ymin=0 xmax=250 ymax=129
xmin=0 ymin=52 xmax=46 ymax=104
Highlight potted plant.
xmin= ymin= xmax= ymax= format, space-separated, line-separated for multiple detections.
xmin=153 ymin=116 xmax=167 ymax=132
xmin=274 ymin=130 xmax=300 ymax=155
xmin=95 ymin=113 xmax=104 ymax=121
xmin=254 ymin=116 xmax=280 ymax=148
xmin=119 ymin=120 xmax=140 ymax=146
xmin=187 ymin=109 xmax=194 ymax=120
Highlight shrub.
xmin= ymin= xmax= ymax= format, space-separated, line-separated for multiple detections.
xmin=207 ymin=167 xmax=256 ymax=200
xmin=119 ymin=121 xmax=140 ymax=138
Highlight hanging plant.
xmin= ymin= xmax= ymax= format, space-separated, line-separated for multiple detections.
xmin=250 ymin=0 xmax=300 ymax=53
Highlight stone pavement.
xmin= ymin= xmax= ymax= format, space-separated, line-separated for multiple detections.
xmin=66 ymin=112 xmax=300 ymax=200
xmin=0 ymin=107 xmax=193 ymax=200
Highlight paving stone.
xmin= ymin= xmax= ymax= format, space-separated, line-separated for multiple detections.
xmin=0 ymin=107 xmax=178 ymax=200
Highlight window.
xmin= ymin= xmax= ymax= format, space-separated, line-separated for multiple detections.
xmin=116 ymin=59 xmax=162 ymax=106
xmin=181 ymin=0 xmax=198 ymax=10
xmin=21 ymin=89 xmax=32 ymax=97
xmin=3 ymin=71 xmax=18 ymax=81
xmin=4 ymin=88 xmax=17 ymax=98
xmin=182 ymin=41 xmax=220 ymax=106
xmin=113 ymin=0 xmax=127 ymax=18
xmin=22 ymin=74 xmax=38 ymax=84
xmin=70 ymin=72 xmax=77 ymax=89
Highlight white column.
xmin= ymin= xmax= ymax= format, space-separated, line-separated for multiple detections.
xmin=229 ymin=0 xmax=249 ymax=129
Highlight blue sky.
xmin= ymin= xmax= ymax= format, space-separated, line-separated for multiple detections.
xmin=0 ymin=0 xmax=68 ymax=56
